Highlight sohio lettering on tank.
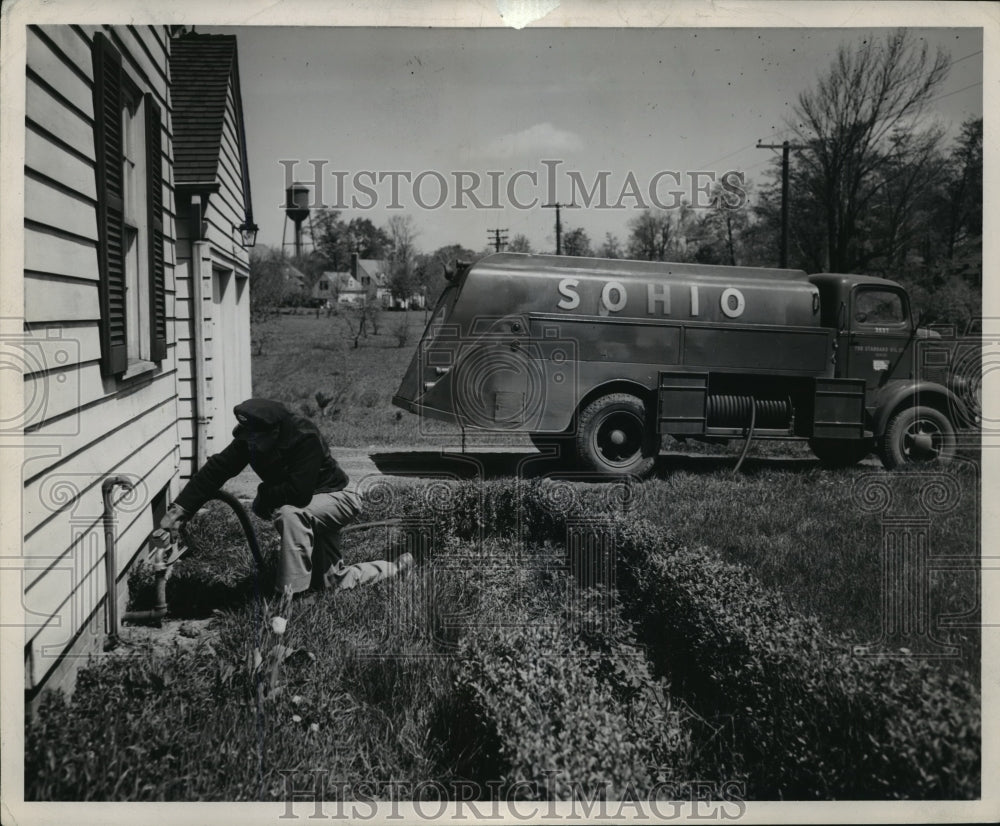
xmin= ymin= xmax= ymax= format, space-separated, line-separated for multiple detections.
xmin=556 ymin=277 xmax=746 ymax=319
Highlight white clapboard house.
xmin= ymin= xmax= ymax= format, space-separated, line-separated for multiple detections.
xmin=19 ymin=25 xmax=254 ymax=701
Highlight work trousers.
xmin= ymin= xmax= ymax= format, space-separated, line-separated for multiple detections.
xmin=272 ymin=491 xmax=406 ymax=595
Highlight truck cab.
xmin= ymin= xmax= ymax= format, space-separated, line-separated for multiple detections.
xmin=811 ymin=273 xmax=917 ymax=390
xmin=809 ymin=272 xmax=971 ymax=467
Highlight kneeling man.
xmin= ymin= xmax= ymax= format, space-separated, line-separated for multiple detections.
xmin=161 ymin=398 xmax=409 ymax=596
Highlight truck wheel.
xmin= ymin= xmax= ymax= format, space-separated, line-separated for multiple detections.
xmin=879 ymin=406 xmax=956 ymax=469
xmin=576 ymin=393 xmax=659 ymax=478
xmin=809 ymin=438 xmax=872 ymax=468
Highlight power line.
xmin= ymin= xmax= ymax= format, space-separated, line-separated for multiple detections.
xmin=487 ymin=228 xmax=508 ymax=253
xmin=947 ymin=49 xmax=983 ymax=68
xmin=695 ymin=49 xmax=981 ymax=175
xmin=698 ymin=127 xmax=794 ymax=170
xmin=542 ymin=203 xmax=575 ymax=255
xmin=926 ymin=81 xmax=982 ymax=105
xmin=756 ymin=141 xmax=805 ymax=268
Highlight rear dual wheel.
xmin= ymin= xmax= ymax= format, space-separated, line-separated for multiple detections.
xmin=575 ymin=393 xmax=659 ymax=478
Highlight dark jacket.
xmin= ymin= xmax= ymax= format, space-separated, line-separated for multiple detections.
xmin=175 ymin=409 xmax=348 ymax=516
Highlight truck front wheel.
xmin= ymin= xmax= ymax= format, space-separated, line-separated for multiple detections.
xmin=576 ymin=393 xmax=660 ymax=478
xmin=879 ymin=405 xmax=956 ymax=469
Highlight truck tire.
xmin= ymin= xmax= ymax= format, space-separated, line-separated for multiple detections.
xmin=879 ymin=405 xmax=956 ymax=470
xmin=576 ymin=393 xmax=659 ymax=478
xmin=809 ymin=438 xmax=872 ymax=468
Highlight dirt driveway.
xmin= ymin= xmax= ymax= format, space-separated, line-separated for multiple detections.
xmin=221 ymin=443 xmax=848 ymax=502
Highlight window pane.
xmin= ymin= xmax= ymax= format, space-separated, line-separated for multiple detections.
xmin=855 ymin=290 xmax=904 ymax=325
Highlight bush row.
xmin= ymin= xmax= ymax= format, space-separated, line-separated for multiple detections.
xmin=610 ymin=517 xmax=981 ymax=799
xmin=449 ymin=598 xmax=692 ymax=800
xmin=366 ymin=479 xmax=980 ymax=800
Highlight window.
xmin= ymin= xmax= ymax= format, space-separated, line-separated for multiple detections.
xmin=854 ymin=289 xmax=906 ymax=327
xmin=319 ymin=281 xmax=328 ymax=292
xmin=92 ymin=32 xmax=166 ymax=377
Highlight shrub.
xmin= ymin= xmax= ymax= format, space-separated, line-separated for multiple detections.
xmin=613 ymin=516 xmax=981 ymax=799
xmin=450 ymin=604 xmax=692 ymax=800
xmin=367 ymin=480 xmax=980 ymax=799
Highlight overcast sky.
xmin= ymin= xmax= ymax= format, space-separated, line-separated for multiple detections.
xmin=207 ymin=25 xmax=983 ymax=257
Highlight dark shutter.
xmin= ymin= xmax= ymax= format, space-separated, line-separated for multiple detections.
xmin=92 ymin=33 xmax=128 ymax=375
xmin=145 ymin=94 xmax=167 ymax=361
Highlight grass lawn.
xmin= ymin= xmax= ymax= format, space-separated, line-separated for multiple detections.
xmin=252 ymin=309 xmax=460 ymax=447
xmin=636 ymin=461 xmax=981 ymax=672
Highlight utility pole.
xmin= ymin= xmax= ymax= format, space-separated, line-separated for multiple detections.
xmin=487 ymin=228 xmax=508 ymax=253
xmin=756 ymin=140 xmax=804 ymax=269
xmin=543 ymin=202 xmax=571 ymax=255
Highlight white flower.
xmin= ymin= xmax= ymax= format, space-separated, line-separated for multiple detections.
xmin=292 ymin=714 xmax=302 ymax=723
xmin=309 ymin=723 xmax=319 ymax=733
xmin=271 ymin=616 xmax=287 ymax=634
xmin=291 ymin=695 xmax=304 ymax=705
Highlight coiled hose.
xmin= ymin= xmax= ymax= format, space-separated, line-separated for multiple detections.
xmin=707 ymin=395 xmax=790 ymax=429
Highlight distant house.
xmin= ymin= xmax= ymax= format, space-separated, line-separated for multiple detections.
xmin=355 ymin=256 xmax=389 ymax=300
xmin=18 ymin=26 xmax=254 ymax=701
xmin=311 ymin=253 xmax=389 ymax=305
xmin=310 ymin=253 xmax=425 ymax=309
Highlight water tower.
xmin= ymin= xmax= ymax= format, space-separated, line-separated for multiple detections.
xmin=282 ymin=183 xmax=314 ymax=258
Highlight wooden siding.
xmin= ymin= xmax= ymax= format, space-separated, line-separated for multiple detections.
xmin=174 ymin=42 xmax=252 ymax=478
xmin=22 ymin=24 xmax=182 ymax=693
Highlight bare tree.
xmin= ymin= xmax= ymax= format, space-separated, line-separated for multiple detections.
xmin=692 ymin=182 xmax=754 ymax=266
xmin=627 ymin=209 xmax=674 ymax=261
xmin=790 ymin=28 xmax=949 ymax=272
xmin=386 ymin=215 xmax=419 ymax=308
xmin=562 ymin=226 xmax=593 ymax=257
xmin=598 ymin=232 xmax=622 ymax=259
xmin=248 ymin=246 xmax=289 ymax=355
xmin=507 ymin=234 xmax=533 ymax=253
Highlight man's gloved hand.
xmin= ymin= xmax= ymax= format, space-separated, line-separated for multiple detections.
xmin=160 ymin=503 xmax=189 ymax=538
xmin=251 ymin=495 xmax=271 ymax=520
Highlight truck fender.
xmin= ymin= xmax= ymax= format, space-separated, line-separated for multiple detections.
xmin=871 ymin=381 xmax=967 ymax=439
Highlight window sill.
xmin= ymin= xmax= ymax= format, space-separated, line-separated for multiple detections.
xmin=120 ymin=359 xmax=158 ymax=382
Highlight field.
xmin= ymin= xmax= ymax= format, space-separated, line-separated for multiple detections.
xmin=252 ymin=308 xmax=459 ymax=447
xmin=26 ymin=311 xmax=981 ymax=803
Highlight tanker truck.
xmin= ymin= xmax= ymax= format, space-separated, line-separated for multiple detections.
xmin=392 ymin=253 xmax=977 ymax=477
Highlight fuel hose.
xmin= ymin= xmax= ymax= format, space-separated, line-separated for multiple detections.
xmin=732 ymin=398 xmax=757 ymax=475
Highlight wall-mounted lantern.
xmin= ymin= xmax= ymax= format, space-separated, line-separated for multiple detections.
xmin=235 ymin=219 xmax=259 ymax=248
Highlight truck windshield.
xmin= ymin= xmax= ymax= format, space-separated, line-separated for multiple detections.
xmin=419 ymin=284 xmax=458 ymax=343
xmin=855 ymin=289 xmax=906 ymax=326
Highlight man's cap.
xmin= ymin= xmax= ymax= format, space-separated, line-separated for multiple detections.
xmin=233 ymin=398 xmax=289 ymax=433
